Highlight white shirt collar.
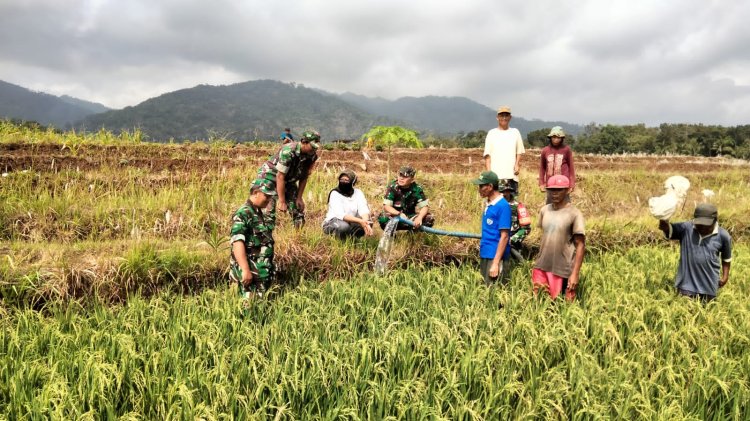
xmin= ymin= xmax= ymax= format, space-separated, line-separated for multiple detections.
xmin=487 ymin=195 xmax=503 ymax=206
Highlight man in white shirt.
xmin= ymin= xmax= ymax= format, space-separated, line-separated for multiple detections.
xmin=484 ymin=106 xmax=525 ymax=193
xmin=323 ymin=170 xmax=374 ymax=238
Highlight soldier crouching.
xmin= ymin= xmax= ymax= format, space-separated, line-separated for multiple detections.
xmin=229 ymin=182 xmax=277 ymax=298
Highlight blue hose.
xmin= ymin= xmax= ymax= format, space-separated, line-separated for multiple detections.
xmin=396 ymin=216 xmax=481 ymax=239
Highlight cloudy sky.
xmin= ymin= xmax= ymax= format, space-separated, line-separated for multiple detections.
xmin=2 ymin=0 xmax=749 ymax=126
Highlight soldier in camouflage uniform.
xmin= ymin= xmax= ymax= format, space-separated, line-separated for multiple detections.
xmin=377 ymin=165 xmax=435 ymax=230
xmin=254 ymin=130 xmax=320 ymax=229
xmin=229 ymin=182 xmax=277 ymax=298
xmin=500 ymin=179 xmax=532 ymax=249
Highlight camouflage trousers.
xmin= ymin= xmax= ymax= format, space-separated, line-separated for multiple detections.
xmin=265 ymin=182 xmax=305 ymax=229
xmin=229 ymin=245 xmax=275 ymax=295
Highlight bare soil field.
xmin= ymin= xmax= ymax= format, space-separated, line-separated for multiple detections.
xmin=2 ymin=142 xmax=747 ymax=175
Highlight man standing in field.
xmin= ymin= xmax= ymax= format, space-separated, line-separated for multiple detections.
xmin=658 ymin=203 xmax=732 ymax=302
xmin=280 ymin=127 xmax=294 ymax=144
xmin=484 ymin=106 xmax=525 ymax=194
xmin=473 ymin=171 xmax=512 ymax=285
xmin=539 ymin=126 xmax=576 ymax=203
xmin=378 ymin=165 xmax=435 ymax=230
xmin=533 ymin=175 xmax=585 ymax=301
xmin=255 ymin=130 xmax=320 ymax=229
xmin=230 ymin=181 xmax=277 ymax=298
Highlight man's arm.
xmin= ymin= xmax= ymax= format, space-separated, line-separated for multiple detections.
xmin=296 ymin=176 xmax=308 ymax=211
xmin=413 ymin=205 xmax=429 ymax=229
xmin=567 ymin=234 xmax=586 ymax=291
xmin=484 ymin=155 xmax=491 ymax=171
xmin=658 ymin=219 xmax=671 ymax=238
xmin=276 ymin=172 xmax=287 ymax=211
xmin=514 ymin=153 xmax=522 ymax=176
xmin=720 ymin=261 xmax=731 ymax=287
xmin=567 ymin=148 xmax=576 ymax=191
xmin=232 ymin=241 xmax=253 ymax=287
xmin=539 ymin=149 xmax=547 ymax=191
xmin=490 ymin=230 xmax=509 ymax=278
xmin=383 ymin=204 xmax=402 ymax=217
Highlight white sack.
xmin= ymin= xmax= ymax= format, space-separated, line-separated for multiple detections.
xmin=648 ymin=191 xmax=679 ymax=220
xmin=649 ymin=175 xmax=690 ymax=220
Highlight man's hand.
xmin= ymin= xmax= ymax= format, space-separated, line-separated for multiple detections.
xmin=567 ymin=273 xmax=579 ymax=291
xmin=489 ymin=261 xmax=501 ymax=278
xmin=278 ymin=201 xmax=288 ymax=212
xmin=540 ymin=185 xmax=546 ymax=192
xmin=241 ymin=268 xmax=253 ymax=288
xmin=514 ymin=163 xmax=520 ymax=175
xmin=295 ymin=196 xmax=305 ymax=211
xmin=412 ymin=215 xmax=423 ymax=229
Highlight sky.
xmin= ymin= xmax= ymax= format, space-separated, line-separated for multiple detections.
xmin=1 ymin=0 xmax=749 ymax=126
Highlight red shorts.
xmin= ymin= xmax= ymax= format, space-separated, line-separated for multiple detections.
xmin=532 ymin=268 xmax=576 ymax=301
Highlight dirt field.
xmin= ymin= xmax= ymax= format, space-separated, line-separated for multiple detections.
xmin=2 ymin=142 xmax=748 ymax=175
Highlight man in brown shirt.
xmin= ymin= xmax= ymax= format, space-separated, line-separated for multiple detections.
xmin=532 ymin=175 xmax=586 ymax=300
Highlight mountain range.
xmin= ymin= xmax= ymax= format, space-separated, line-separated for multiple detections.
xmin=0 ymin=80 xmax=109 ymax=128
xmin=1 ymin=78 xmax=582 ymax=141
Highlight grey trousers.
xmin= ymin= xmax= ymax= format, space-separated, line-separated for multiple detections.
xmin=323 ymin=218 xmax=366 ymax=238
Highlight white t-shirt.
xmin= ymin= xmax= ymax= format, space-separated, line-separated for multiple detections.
xmin=483 ymin=127 xmax=525 ymax=181
xmin=323 ymin=189 xmax=371 ymax=224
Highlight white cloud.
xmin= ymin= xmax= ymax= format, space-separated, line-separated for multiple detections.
xmin=1 ymin=0 xmax=749 ymax=125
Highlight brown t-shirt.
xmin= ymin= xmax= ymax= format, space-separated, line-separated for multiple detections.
xmin=534 ymin=204 xmax=585 ymax=278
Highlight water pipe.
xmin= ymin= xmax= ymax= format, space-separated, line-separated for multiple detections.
xmin=396 ymin=216 xmax=481 ymax=239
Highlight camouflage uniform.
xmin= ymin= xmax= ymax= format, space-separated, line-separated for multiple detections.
xmin=229 ymin=201 xmax=275 ymax=295
xmin=377 ymin=180 xmax=435 ymax=229
xmin=254 ymin=141 xmax=318 ymax=228
xmin=508 ymin=199 xmax=532 ymax=248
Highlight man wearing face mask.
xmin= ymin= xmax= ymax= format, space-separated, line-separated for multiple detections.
xmin=322 ymin=170 xmax=374 ymax=238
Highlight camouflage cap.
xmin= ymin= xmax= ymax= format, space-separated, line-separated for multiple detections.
xmin=251 ymin=179 xmax=277 ymax=196
xmin=498 ymin=178 xmax=514 ymax=191
xmin=547 ymin=126 xmax=566 ymax=138
xmin=301 ymin=130 xmax=321 ymax=142
xmin=398 ymin=165 xmax=416 ymax=177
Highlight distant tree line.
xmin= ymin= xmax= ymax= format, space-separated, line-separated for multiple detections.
xmin=423 ymin=123 xmax=750 ymax=159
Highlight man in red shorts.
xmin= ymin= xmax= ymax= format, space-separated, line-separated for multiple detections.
xmin=532 ymin=175 xmax=586 ymax=301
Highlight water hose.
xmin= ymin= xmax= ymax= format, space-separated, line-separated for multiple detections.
xmin=396 ymin=216 xmax=481 ymax=239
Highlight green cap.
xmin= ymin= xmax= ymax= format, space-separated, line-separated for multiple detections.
xmin=398 ymin=166 xmax=416 ymax=177
xmin=471 ymin=171 xmax=499 ymax=186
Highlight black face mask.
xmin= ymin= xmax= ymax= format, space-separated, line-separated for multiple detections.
xmin=337 ymin=181 xmax=354 ymax=197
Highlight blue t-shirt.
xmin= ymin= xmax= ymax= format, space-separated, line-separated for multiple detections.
xmin=479 ymin=196 xmax=512 ymax=259
xmin=280 ymin=132 xmax=293 ymax=141
xmin=669 ymin=222 xmax=732 ymax=297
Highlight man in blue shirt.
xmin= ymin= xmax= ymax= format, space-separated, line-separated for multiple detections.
xmin=472 ymin=171 xmax=512 ymax=285
xmin=280 ymin=127 xmax=294 ymax=143
xmin=658 ymin=203 xmax=732 ymax=302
